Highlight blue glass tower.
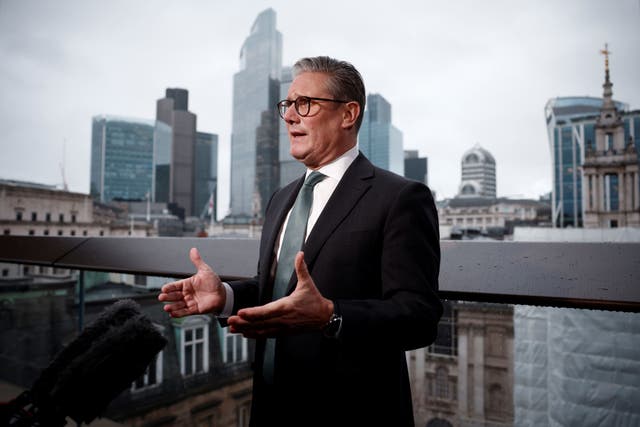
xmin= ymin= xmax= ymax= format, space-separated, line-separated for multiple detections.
xmin=195 ymin=131 xmax=218 ymax=220
xmin=229 ymin=8 xmax=282 ymax=222
xmin=359 ymin=94 xmax=404 ymax=175
xmin=91 ymin=115 xmax=159 ymax=202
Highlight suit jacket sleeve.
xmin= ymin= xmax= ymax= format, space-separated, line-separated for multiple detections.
xmin=336 ymin=180 xmax=442 ymax=352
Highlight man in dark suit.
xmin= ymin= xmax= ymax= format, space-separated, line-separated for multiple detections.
xmin=159 ymin=56 xmax=442 ymax=426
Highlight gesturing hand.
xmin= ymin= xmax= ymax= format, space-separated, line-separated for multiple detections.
xmin=227 ymin=251 xmax=333 ymax=338
xmin=158 ymin=247 xmax=225 ymax=317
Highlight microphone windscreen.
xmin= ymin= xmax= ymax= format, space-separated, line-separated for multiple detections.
xmin=31 ymin=298 xmax=142 ymax=399
xmin=31 ymin=299 xmax=167 ymax=423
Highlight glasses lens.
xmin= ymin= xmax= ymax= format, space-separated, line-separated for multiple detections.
xmin=277 ymin=101 xmax=289 ymax=119
xmin=295 ymin=97 xmax=311 ymax=117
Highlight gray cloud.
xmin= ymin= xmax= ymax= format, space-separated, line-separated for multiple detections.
xmin=1 ymin=0 xmax=638 ymax=216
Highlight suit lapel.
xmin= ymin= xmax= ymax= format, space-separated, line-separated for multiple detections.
xmin=259 ymin=176 xmax=304 ymax=302
xmin=286 ymin=153 xmax=374 ymax=294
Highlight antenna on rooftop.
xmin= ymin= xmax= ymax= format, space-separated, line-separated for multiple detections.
xmin=60 ymin=139 xmax=69 ymax=191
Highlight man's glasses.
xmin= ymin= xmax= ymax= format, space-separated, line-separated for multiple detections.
xmin=277 ymin=96 xmax=350 ymax=119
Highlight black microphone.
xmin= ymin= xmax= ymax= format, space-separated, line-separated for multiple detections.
xmin=1 ymin=299 xmax=167 ymax=426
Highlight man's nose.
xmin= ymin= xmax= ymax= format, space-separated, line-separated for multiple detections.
xmin=283 ymin=103 xmax=299 ymax=123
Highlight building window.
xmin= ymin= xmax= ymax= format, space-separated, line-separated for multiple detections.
xmin=488 ymin=383 xmax=506 ymax=416
xmin=83 ymin=230 xmax=88 ymax=236
xmin=31 ymin=212 xmax=37 ymax=221
xmin=71 ymin=214 xmax=77 ymax=223
xmin=3 ymin=229 xmax=10 ymax=235
xmin=28 ymin=230 xmax=35 ymax=236
xmin=2 ymin=269 xmax=9 ymax=277
xmin=44 ymin=230 xmax=49 ymax=236
xmin=222 ymin=327 xmax=248 ymax=364
xmin=237 ymin=401 xmax=251 ymax=427
xmin=426 ymin=418 xmax=453 ymax=427
xmin=16 ymin=211 xmax=23 ymax=221
xmin=604 ymin=173 xmax=619 ymax=212
xmin=605 ymin=133 xmax=613 ymax=151
xmin=177 ymin=316 xmax=210 ymax=376
xmin=435 ymin=366 xmax=449 ymax=399
xmin=58 ymin=230 xmax=63 ymax=236
xmin=59 ymin=213 xmax=64 ymax=223
xmin=70 ymin=230 xmax=76 ymax=236
xmin=132 ymin=351 xmax=163 ymax=391
xmin=99 ymin=230 xmax=104 ymax=236
xmin=46 ymin=213 xmax=51 ymax=222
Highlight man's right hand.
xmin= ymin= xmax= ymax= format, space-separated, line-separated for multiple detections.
xmin=158 ymin=247 xmax=225 ymax=317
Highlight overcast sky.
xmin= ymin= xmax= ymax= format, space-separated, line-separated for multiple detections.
xmin=1 ymin=0 xmax=639 ymax=218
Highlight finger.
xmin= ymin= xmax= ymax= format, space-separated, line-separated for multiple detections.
xmin=237 ymin=300 xmax=283 ymax=321
xmin=162 ymin=301 xmax=187 ymax=314
xmin=158 ymin=290 xmax=185 ymax=302
xmin=229 ymin=318 xmax=282 ymax=337
xmin=189 ymin=247 xmax=209 ymax=271
xmin=294 ymin=251 xmax=310 ymax=282
xmin=160 ymin=280 xmax=183 ymax=294
xmin=167 ymin=307 xmax=192 ymax=318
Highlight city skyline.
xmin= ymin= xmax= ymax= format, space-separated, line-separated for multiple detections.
xmin=1 ymin=1 xmax=639 ymax=219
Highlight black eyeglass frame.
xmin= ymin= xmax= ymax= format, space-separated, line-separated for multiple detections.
xmin=277 ymin=96 xmax=350 ymax=119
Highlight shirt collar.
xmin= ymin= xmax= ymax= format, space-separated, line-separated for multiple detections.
xmin=305 ymin=144 xmax=359 ymax=182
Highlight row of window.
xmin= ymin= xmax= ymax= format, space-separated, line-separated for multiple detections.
xmin=4 ymin=265 xmax=71 ymax=277
xmin=3 ymin=229 xmax=105 ymax=236
xmin=445 ymin=217 xmax=498 ymax=226
xmin=132 ymin=322 xmax=248 ymax=392
xmin=14 ymin=211 xmax=78 ymax=223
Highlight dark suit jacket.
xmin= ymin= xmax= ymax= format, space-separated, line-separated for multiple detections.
xmin=229 ymin=153 xmax=442 ymax=427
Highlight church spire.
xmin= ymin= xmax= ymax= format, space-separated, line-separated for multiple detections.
xmin=600 ymin=43 xmax=615 ymax=110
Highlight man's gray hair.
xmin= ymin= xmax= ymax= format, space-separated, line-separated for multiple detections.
xmin=293 ymin=56 xmax=366 ymax=132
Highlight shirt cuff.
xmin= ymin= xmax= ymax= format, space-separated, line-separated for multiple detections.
xmin=217 ymin=282 xmax=234 ymax=318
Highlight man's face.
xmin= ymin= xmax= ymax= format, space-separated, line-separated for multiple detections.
xmin=283 ymin=72 xmax=354 ymax=169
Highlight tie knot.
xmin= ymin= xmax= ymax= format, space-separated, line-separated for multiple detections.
xmin=304 ymin=171 xmax=326 ymax=188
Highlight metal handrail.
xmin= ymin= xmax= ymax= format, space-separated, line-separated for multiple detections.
xmin=1 ymin=236 xmax=638 ymax=312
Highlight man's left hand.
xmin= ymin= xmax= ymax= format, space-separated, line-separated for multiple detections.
xmin=227 ymin=251 xmax=333 ymax=338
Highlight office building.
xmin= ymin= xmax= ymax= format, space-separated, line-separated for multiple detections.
xmin=229 ymin=8 xmax=282 ymax=221
xmin=404 ymin=149 xmax=428 ymax=185
xmin=457 ymin=144 xmax=496 ymax=198
xmin=90 ymin=115 xmax=160 ymax=203
xmin=153 ymin=121 xmax=172 ymax=204
xmin=359 ymin=93 xmax=404 ymax=175
xmin=156 ymin=88 xmax=197 ymax=217
xmin=195 ymin=132 xmax=219 ymax=221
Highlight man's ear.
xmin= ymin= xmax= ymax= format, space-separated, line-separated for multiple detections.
xmin=341 ymin=101 xmax=360 ymax=130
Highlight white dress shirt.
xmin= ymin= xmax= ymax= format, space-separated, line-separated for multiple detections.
xmin=218 ymin=144 xmax=359 ymax=317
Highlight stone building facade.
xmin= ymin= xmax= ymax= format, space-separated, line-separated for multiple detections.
xmin=409 ymin=302 xmax=514 ymax=427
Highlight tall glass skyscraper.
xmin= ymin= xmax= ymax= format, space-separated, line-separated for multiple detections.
xmin=195 ymin=131 xmax=218 ymax=220
xmin=545 ymin=96 xmax=638 ymax=227
xmin=91 ymin=115 xmax=167 ymax=203
xmin=229 ymin=8 xmax=282 ymax=221
xmin=359 ymin=93 xmax=404 ymax=175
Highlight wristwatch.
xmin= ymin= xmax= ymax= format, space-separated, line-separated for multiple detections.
xmin=322 ymin=303 xmax=342 ymax=338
